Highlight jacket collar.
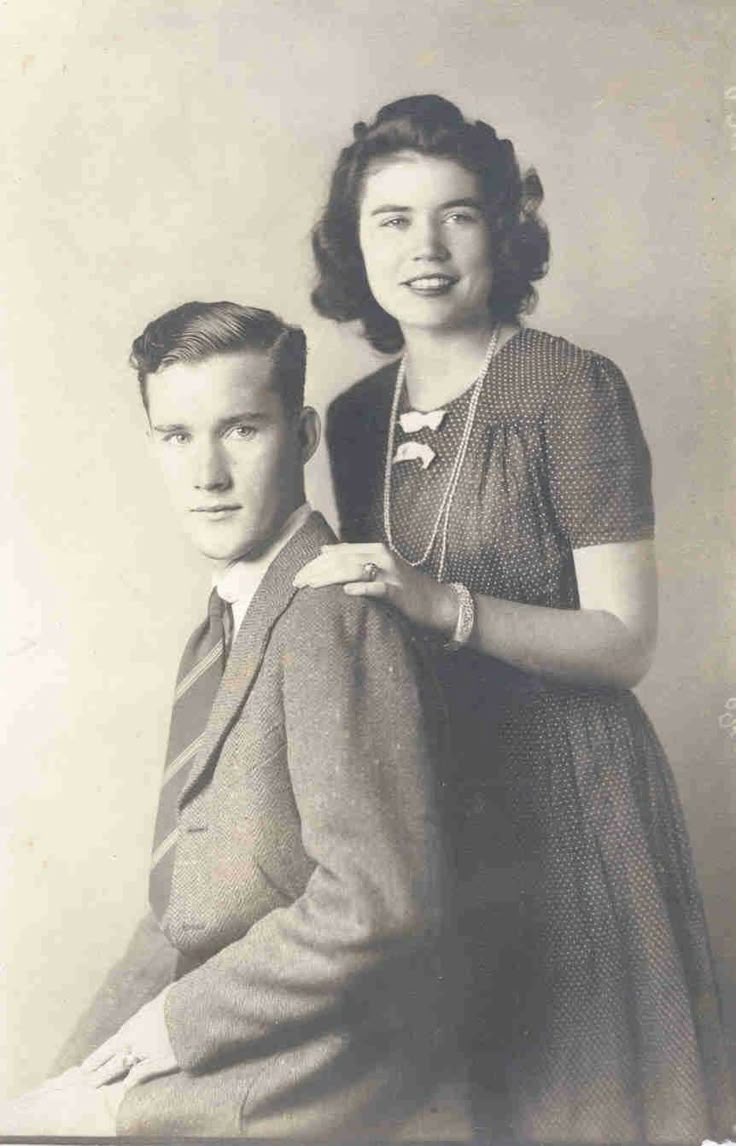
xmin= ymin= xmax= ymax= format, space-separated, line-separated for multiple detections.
xmin=213 ymin=502 xmax=312 ymax=632
xmin=178 ymin=510 xmax=335 ymax=807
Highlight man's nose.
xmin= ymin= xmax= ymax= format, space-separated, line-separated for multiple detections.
xmin=194 ymin=441 xmax=231 ymax=490
xmin=412 ymin=217 xmax=449 ymax=261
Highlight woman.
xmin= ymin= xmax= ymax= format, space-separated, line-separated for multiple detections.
xmin=295 ymin=95 xmax=733 ymax=1142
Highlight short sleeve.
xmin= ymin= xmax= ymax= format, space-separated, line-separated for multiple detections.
xmin=543 ymin=353 xmax=654 ymax=547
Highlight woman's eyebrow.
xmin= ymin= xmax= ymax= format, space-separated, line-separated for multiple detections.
xmin=441 ymin=197 xmax=484 ymax=210
xmin=369 ymin=197 xmax=483 ymax=216
xmin=370 ymin=203 xmax=412 ymax=216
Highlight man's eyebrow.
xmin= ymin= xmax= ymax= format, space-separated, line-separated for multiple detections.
xmin=217 ymin=411 xmax=267 ymax=429
xmin=151 ymin=412 xmax=268 ymax=434
xmin=369 ymin=197 xmax=483 ymax=216
xmin=151 ymin=421 xmax=188 ymax=434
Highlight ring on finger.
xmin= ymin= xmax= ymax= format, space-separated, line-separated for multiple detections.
xmin=362 ymin=561 xmax=380 ymax=582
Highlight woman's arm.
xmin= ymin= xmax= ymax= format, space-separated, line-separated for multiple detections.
xmin=294 ymin=537 xmax=658 ymax=690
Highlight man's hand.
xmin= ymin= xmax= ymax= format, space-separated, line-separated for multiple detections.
xmin=79 ymin=986 xmax=177 ymax=1090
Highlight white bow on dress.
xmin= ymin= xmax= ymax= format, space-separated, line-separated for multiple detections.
xmin=392 ymin=441 xmax=436 ymax=470
xmin=398 ymin=409 xmax=447 ymax=434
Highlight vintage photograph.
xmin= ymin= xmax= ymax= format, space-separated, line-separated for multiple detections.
xmin=1 ymin=0 xmax=734 ymax=1140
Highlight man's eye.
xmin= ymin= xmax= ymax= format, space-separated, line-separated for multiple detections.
xmin=227 ymin=424 xmax=256 ymax=440
xmin=162 ymin=432 xmax=190 ymax=445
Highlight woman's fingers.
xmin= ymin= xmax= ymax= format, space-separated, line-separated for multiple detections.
xmin=343 ymin=580 xmax=391 ymax=599
xmin=293 ymin=560 xmax=362 ymax=588
xmin=294 ymin=541 xmax=450 ymax=631
xmin=319 ymin=542 xmax=386 ymax=557
xmin=295 ymin=545 xmax=392 ymax=589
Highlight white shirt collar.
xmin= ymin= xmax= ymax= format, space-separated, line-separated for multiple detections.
xmin=213 ymin=502 xmax=312 ymax=635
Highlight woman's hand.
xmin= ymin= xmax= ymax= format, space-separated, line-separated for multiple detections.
xmin=294 ymin=542 xmax=459 ymax=638
xmin=296 ymin=538 xmax=658 ymax=688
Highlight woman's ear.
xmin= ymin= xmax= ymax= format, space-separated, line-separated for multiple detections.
xmin=298 ymin=406 xmax=321 ymax=464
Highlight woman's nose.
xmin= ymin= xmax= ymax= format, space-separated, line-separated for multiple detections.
xmin=411 ymin=217 xmax=449 ymax=261
xmin=194 ymin=441 xmax=231 ymax=490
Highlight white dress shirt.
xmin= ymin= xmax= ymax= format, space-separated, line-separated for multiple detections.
xmin=213 ymin=503 xmax=312 ymax=637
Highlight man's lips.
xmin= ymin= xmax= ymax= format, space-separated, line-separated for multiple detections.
xmin=190 ymin=505 xmax=241 ymax=514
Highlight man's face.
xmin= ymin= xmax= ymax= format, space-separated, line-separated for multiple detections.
xmin=147 ymin=350 xmax=311 ymax=567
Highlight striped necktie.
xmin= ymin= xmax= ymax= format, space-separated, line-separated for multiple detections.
xmin=149 ymin=589 xmax=231 ymax=920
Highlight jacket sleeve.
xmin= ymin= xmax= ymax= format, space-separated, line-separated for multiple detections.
xmin=53 ymin=911 xmax=179 ymax=1071
xmin=164 ymin=593 xmax=450 ymax=1072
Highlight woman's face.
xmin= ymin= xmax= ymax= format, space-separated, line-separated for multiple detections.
xmin=358 ymin=152 xmax=494 ymax=337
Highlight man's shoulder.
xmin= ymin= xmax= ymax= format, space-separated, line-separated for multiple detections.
xmin=285 ymin=580 xmax=400 ymax=636
xmin=281 ymin=582 xmax=417 ymax=666
xmin=274 ymin=586 xmax=436 ymax=736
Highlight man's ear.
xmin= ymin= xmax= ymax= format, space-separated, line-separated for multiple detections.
xmin=298 ymin=406 xmax=321 ymax=465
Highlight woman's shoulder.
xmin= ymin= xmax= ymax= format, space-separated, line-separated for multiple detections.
xmin=327 ymin=358 xmax=399 ymax=431
xmin=509 ymin=326 xmax=631 ymax=410
xmin=515 ymin=326 xmax=620 ymax=375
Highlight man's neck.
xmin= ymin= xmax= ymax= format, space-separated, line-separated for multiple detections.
xmin=213 ymin=503 xmax=311 ymax=636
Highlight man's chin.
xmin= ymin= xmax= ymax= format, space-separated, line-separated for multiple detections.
xmin=186 ymin=529 xmax=272 ymax=567
xmin=185 ymin=526 xmax=255 ymax=566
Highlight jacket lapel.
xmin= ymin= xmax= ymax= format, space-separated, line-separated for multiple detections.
xmin=178 ymin=511 xmax=336 ymax=807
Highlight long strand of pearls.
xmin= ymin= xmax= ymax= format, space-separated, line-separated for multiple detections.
xmin=383 ymin=325 xmax=500 ymax=579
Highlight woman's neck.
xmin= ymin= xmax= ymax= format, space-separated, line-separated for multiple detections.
xmin=401 ymin=322 xmax=518 ymax=411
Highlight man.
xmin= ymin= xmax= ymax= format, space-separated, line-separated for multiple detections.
xmin=1 ymin=302 xmax=469 ymax=1138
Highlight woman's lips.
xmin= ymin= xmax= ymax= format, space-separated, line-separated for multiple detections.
xmin=403 ymin=274 xmax=458 ymax=295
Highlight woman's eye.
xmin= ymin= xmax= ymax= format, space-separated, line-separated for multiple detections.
xmin=162 ymin=432 xmax=190 ymax=445
xmin=445 ymin=211 xmax=477 ymax=225
xmin=380 ymin=215 xmax=409 ymax=229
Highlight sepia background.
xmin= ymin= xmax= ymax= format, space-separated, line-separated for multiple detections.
xmin=1 ymin=0 xmax=734 ymax=1101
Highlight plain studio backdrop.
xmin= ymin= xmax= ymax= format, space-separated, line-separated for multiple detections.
xmin=1 ymin=0 xmax=734 ymax=1102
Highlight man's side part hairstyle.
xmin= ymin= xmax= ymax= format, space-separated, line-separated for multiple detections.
xmin=131 ymin=301 xmax=307 ymax=414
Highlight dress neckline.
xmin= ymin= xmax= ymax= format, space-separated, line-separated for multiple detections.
xmin=398 ymin=325 xmax=525 ymax=415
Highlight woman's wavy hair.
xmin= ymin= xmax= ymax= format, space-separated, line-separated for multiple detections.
xmin=311 ymin=94 xmax=549 ymax=354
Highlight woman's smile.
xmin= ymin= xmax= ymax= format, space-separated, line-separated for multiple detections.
xmin=402 ymin=272 xmax=459 ymax=295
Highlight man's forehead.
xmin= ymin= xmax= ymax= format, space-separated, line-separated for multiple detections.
xmin=147 ymin=349 xmax=278 ymax=414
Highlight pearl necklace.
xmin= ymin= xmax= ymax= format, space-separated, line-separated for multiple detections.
xmin=383 ymin=326 xmax=501 ymax=580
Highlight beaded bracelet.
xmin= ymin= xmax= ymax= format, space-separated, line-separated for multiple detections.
xmin=444 ymin=583 xmax=475 ymax=652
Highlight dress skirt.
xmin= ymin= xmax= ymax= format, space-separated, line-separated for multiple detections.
xmin=327 ymin=326 xmax=734 ymax=1141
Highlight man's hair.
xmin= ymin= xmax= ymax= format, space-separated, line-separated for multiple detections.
xmin=130 ymin=301 xmax=307 ymax=414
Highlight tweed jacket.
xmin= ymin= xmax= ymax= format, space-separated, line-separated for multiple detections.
xmin=58 ymin=512 xmax=465 ymax=1139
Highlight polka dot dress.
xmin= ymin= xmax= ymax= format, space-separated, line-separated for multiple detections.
xmin=327 ymin=327 xmax=733 ymax=1142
